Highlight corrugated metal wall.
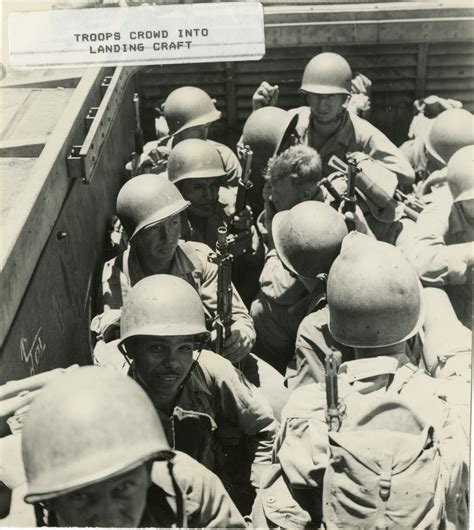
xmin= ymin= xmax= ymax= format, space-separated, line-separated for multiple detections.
xmin=138 ymin=41 xmax=474 ymax=148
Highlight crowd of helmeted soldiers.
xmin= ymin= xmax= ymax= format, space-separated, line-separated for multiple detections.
xmin=0 ymin=52 xmax=472 ymax=529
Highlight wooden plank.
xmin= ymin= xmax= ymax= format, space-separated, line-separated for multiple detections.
xmin=0 ymin=158 xmax=37 ymax=221
xmin=265 ymin=18 xmax=474 ymax=48
xmin=415 ymin=43 xmax=429 ymax=99
xmin=0 ymin=140 xmax=44 ymax=158
xmin=263 ymin=3 xmax=474 ymax=24
xmin=425 ymin=78 xmax=474 ymax=90
xmin=428 ymin=54 xmax=474 ymax=67
xmin=141 ymin=84 xmax=227 ymax=96
xmin=225 ymin=63 xmax=237 ymax=130
xmin=426 ymin=66 xmax=474 ymax=78
xmin=139 ymin=63 xmax=226 ymax=75
xmin=0 ymin=88 xmax=75 ymax=143
xmin=236 ymin=67 xmax=417 ymax=82
xmin=263 ymin=44 xmax=418 ymax=58
xmin=140 ymin=73 xmax=225 ymax=86
xmin=429 ymin=41 xmax=474 ymax=54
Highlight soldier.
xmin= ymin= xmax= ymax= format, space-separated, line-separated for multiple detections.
xmin=250 ymin=147 xmax=325 ymax=371
xmin=92 ymin=173 xmax=255 ymax=364
xmin=252 ymin=236 xmax=469 ymax=529
xmin=414 ymin=108 xmax=474 ymax=196
xmin=398 ymin=96 xmax=464 ymax=183
xmin=260 ymin=144 xmax=325 ymax=248
xmin=137 ymin=86 xmax=241 ymax=187
xmin=20 ymin=366 xmax=247 ymax=527
xmin=118 ymin=274 xmax=279 ymax=515
xmin=412 ymin=145 xmax=474 ymax=329
xmin=0 ymin=367 xmax=77 ymax=524
xmin=252 ymin=52 xmax=415 ymax=189
xmin=271 ymin=201 xmax=352 ymax=385
xmin=167 ymin=138 xmax=264 ymax=306
xmin=239 ymin=106 xmax=299 ymax=216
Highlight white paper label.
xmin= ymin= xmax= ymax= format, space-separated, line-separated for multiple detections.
xmin=9 ymin=2 xmax=265 ymax=69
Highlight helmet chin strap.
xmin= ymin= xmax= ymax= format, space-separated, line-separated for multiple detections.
xmin=119 ymin=338 xmax=207 ymax=406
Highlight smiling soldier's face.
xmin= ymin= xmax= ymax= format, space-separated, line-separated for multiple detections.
xmin=131 ymin=335 xmax=195 ymax=404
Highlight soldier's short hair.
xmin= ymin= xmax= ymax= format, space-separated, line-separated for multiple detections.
xmin=266 ymin=144 xmax=322 ymax=184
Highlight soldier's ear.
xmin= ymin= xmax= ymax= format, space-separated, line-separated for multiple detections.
xmin=118 ymin=337 xmax=137 ymax=359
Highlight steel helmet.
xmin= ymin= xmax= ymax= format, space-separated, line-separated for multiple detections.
xmin=300 ymin=52 xmax=352 ymax=95
xmin=327 ymin=234 xmax=424 ymax=348
xmin=117 ymin=173 xmax=189 ymax=240
xmin=242 ymin=107 xmax=298 ymax=163
xmin=425 ymin=108 xmax=474 ymax=165
xmin=447 ymin=145 xmax=474 ymax=202
xmin=164 ymin=87 xmax=221 ymax=135
xmin=273 ymin=201 xmax=348 ymax=278
xmin=22 ymin=366 xmax=169 ymax=503
xmin=119 ymin=274 xmax=210 ymax=353
xmin=167 ymin=139 xmax=226 ymax=184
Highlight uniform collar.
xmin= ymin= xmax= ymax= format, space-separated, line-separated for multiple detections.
xmin=308 ymin=108 xmax=353 ymax=152
xmin=126 ymin=240 xmax=195 ymax=285
xmin=339 ymin=354 xmax=411 ymax=383
xmin=155 ymin=354 xmax=214 ymax=424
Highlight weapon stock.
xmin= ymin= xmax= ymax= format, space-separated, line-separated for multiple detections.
xmin=394 ymin=190 xmax=425 ymax=221
xmin=209 ymin=226 xmax=233 ymax=355
xmin=133 ymin=93 xmax=144 ymax=155
xmin=235 ymin=145 xmax=254 ymax=217
xmin=327 ymin=154 xmax=359 ymax=230
xmin=130 ymin=93 xmax=144 ymax=177
xmin=325 ymin=353 xmax=341 ymax=432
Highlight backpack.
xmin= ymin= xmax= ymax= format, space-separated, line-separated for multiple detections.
xmin=322 ymin=364 xmax=449 ymax=530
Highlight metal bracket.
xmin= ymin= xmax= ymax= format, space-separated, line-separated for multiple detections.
xmin=100 ymin=75 xmax=113 ymax=97
xmin=66 ymin=67 xmax=134 ymax=185
xmin=66 ymin=145 xmax=84 ymax=182
xmin=85 ymin=107 xmax=99 ymax=133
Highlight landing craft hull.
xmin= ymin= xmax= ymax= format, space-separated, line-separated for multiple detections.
xmin=0 ymin=68 xmax=137 ymax=383
xmin=1 ymin=1 xmax=473 ymax=383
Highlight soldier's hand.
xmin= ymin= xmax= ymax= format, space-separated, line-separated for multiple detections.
xmin=351 ymin=73 xmax=372 ymax=96
xmin=343 ymin=205 xmax=375 ymax=238
xmin=227 ymin=230 xmax=253 ymax=257
xmin=252 ymin=82 xmax=279 ymax=111
xmin=221 ymin=323 xmax=253 ymax=363
xmin=262 ymin=179 xmax=272 ymax=203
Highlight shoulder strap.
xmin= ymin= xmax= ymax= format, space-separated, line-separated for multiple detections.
xmin=389 ymin=363 xmax=423 ymax=395
xmin=178 ymin=241 xmax=206 ymax=273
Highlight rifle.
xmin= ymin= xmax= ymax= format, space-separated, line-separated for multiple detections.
xmin=130 ymin=93 xmax=144 ymax=177
xmin=325 ymin=353 xmax=341 ymax=432
xmin=343 ymin=155 xmax=359 ymax=230
xmin=209 ymin=226 xmax=233 ymax=355
xmin=394 ymin=190 xmax=425 ymax=221
xmin=327 ymin=155 xmax=359 ymax=228
xmin=317 ymin=176 xmax=344 ymax=208
xmin=234 ymin=145 xmax=254 ymax=217
xmin=229 ymin=145 xmax=254 ymax=256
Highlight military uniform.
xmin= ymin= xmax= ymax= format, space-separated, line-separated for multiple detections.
xmin=252 ymin=355 xmax=469 ymax=529
xmin=97 ymin=240 xmax=255 ymax=345
xmin=289 ymin=106 xmax=415 ymax=188
xmin=251 ymin=250 xmax=311 ymax=374
xmin=0 ymin=438 xmax=247 ymax=528
xmin=135 ymin=349 xmax=278 ymax=513
xmin=413 ymin=187 xmax=473 ymax=328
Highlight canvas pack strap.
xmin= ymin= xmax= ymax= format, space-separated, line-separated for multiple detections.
xmin=375 ymin=451 xmax=394 ymax=529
